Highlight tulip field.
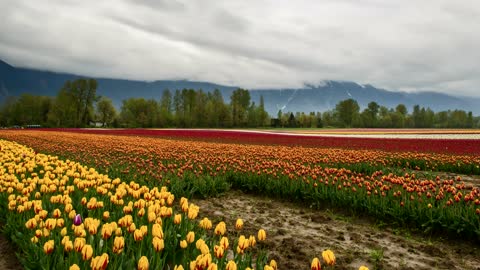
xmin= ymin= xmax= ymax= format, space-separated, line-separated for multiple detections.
xmin=0 ymin=129 xmax=479 ymax=269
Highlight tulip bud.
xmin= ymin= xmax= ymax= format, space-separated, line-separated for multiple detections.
xmin=81 ymin=244 xmax=93 ymax=261
xmin=43 ymin=240 xmax=54 ymax=254
xmin=180 ymin=240 xmax=188 ymax=249
xmin=153 ymin=237 xmax=164 ymax=252
xmin=257 ymin=229 xmax=266 ymax=241
xmin=235 ymin=219 xmax=243 ymax=230
xmin=138 ymin=256 xmax=149 ymax=270
xmin=73 ymin=214 xmax=82 ymax=226
xmin=322 ymin=249 xmax=335 ymax=266
xmin=311 ymin=257 xmax=321 ymax=270
xmin=225 ymin=261 xmax=237 ymax=270
xmin=69 ymin=264 xmax=80 ymax=270
xmin=174 ymin=214 xmax=182 ymax=225
xmin=186 ymin=231 xmax=195 ymax=243
xmin=269 ymin=259 xmax=277 ymax=270
xmin=90 ymin=253 xmax=109 ymax=270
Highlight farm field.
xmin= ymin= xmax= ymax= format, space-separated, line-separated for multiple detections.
xmin=0 ymin=129 xmax=479 ymax=269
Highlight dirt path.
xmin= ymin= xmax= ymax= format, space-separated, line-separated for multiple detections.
xmin=194 ymin=190 xmax=480 ymax=270
xmin=0 ymin=231 xmax=23 ymax=270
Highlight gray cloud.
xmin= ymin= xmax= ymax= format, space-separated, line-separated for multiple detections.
xmin=0 ymin=0 xmax=479 ymax=96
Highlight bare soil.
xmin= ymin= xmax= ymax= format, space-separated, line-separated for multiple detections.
xmin=194 ymin=190 xmax=480 ymax=270
xmin=0 ymin=231 xmax=23 ymax=270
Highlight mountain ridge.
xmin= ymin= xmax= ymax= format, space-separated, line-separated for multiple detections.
xmin=1 ymin=59 xmax=478 ymax=115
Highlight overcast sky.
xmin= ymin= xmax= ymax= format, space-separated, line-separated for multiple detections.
xmin=1 ymin=0 xmax=480 ymax=96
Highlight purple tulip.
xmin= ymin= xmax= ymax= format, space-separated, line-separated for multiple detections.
xmin=73 ymin=214 xmax=82 ymax=226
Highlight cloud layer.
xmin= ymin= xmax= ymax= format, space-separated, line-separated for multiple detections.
xmin=1 ymin=0 xmax=479 ymax=96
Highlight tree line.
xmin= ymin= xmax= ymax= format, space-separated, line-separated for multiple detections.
xmin=0 ymin=78 xmax=269 ymax=128
xmin=0 ymin=78 xmax=478 ymax=128
xmin=277 ymin=99 xmax=479 ymax=128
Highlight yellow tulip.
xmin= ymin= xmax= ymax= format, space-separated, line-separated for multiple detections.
xmin=25 ymin=218 xmax=37 ymax=229
xmin=84 ymin=218 xmax=100 ymax=235
xmin=64 ymin=240 xmax=73 ymax=252
xmin=180 ymin=197 xmax=189 ymax=212
xmin=207 ymin=263 xmax=218 ymax=270
xmin=199 ymin=217 xmax=212 ymax=230
xmin=214 ymin=222 xmax=226 ymax=236
xmin=45 ymin=218 xmax=56 ymax=230
xmin=61 ymin=236 xmax=69 ymax=245
xmin=359 ymin=266 xmax=369 ymax=270
xmin=138 ymin=256 xmax=149 ymax=270
xmin=311 ymin=257 xmax=321 ymax=270
xmin=56 ymin=218 xmax=65 ymax=228
xmin=43 ymin=228 xmax=51 ymax=238
xmin=134 ymin=229 xmax=144 ymax=241
xmin=65 ymin=203 xmax=73 ymax=214
xmin=137 ymin=208 xmax=145 ymax=217
xmin=150 ymin=223 xmax=161 ymax=237
xmin=53 ymin=208 xmax=62 ymax=218
xmin=69 ymin=264 xmax=80 ymax=270
xmin=269 ymin=259 xmax=277 ymax=270
xmin=248 ymin=235 xmax=256 ymax=247
xmin=140 ymin=225 xmax=148 ymax=236
xmin=43 ymin=240 xmax=54 ymax=254
xmin=128 ymin=223 xmax=136 ymax=233
xmin=152 ymin=237 xmax=164 ymax=252
xmin=103 ymin=211 xmax=110 ymax=220
xmin=166 ymin=194 xmax=174 ymax=205
xmin=235 ymin=219 xmax=243 ymax=230
xmin=174 ymin=265 xmax=184 ymax=270
xmin=220 ymin=237 xmax=229 ymax=250
xmin=187 ymin=204 xmax=199 ymax=219
xmin=264 ymin=266 xmax=273 ymax=270
xmin=81 ymin=244 xmax=94 ymax=261
xmin=214 ymin=245 xmax=224 ymax=259
xmin=237 ymin=235 xmax=248 ymax=250
xmin=113 ymin=236 xmax=125 ymax=254
xmin=174 ymin=214 xmax=182 ymax=225
xmin=186 ymin=231 xmax=195 ymax=243
xmin=200 ymin=243 xmax=209 ymax=255
xmin=196 ymin=254 xmax=212 ymax=269
xmin=322 ymin=249 xmax=335 ymax=266
xmin=257 ymin=229 xmax=266 ymax=241
xmin=148 ymin=211 xmax=156 ymax=223
xmin=180 ymin=240 xmax=188 ymax=249
xmin=91 ymin=253 xmax=109 ymax=270
xmin=101 ymin=224 xmax=113 ymax=239
xmin=68 ymin=210 xmax=77 ymax=220
xmin=225 ymin=261 xmax=237 ymax=270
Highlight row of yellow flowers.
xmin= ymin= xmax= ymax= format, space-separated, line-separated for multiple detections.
xmin=0 ymin=139 xmax=369 ymax=269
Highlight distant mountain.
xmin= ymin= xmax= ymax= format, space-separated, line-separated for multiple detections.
xmin=1 ymin=59 xmax=479 ymax=115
